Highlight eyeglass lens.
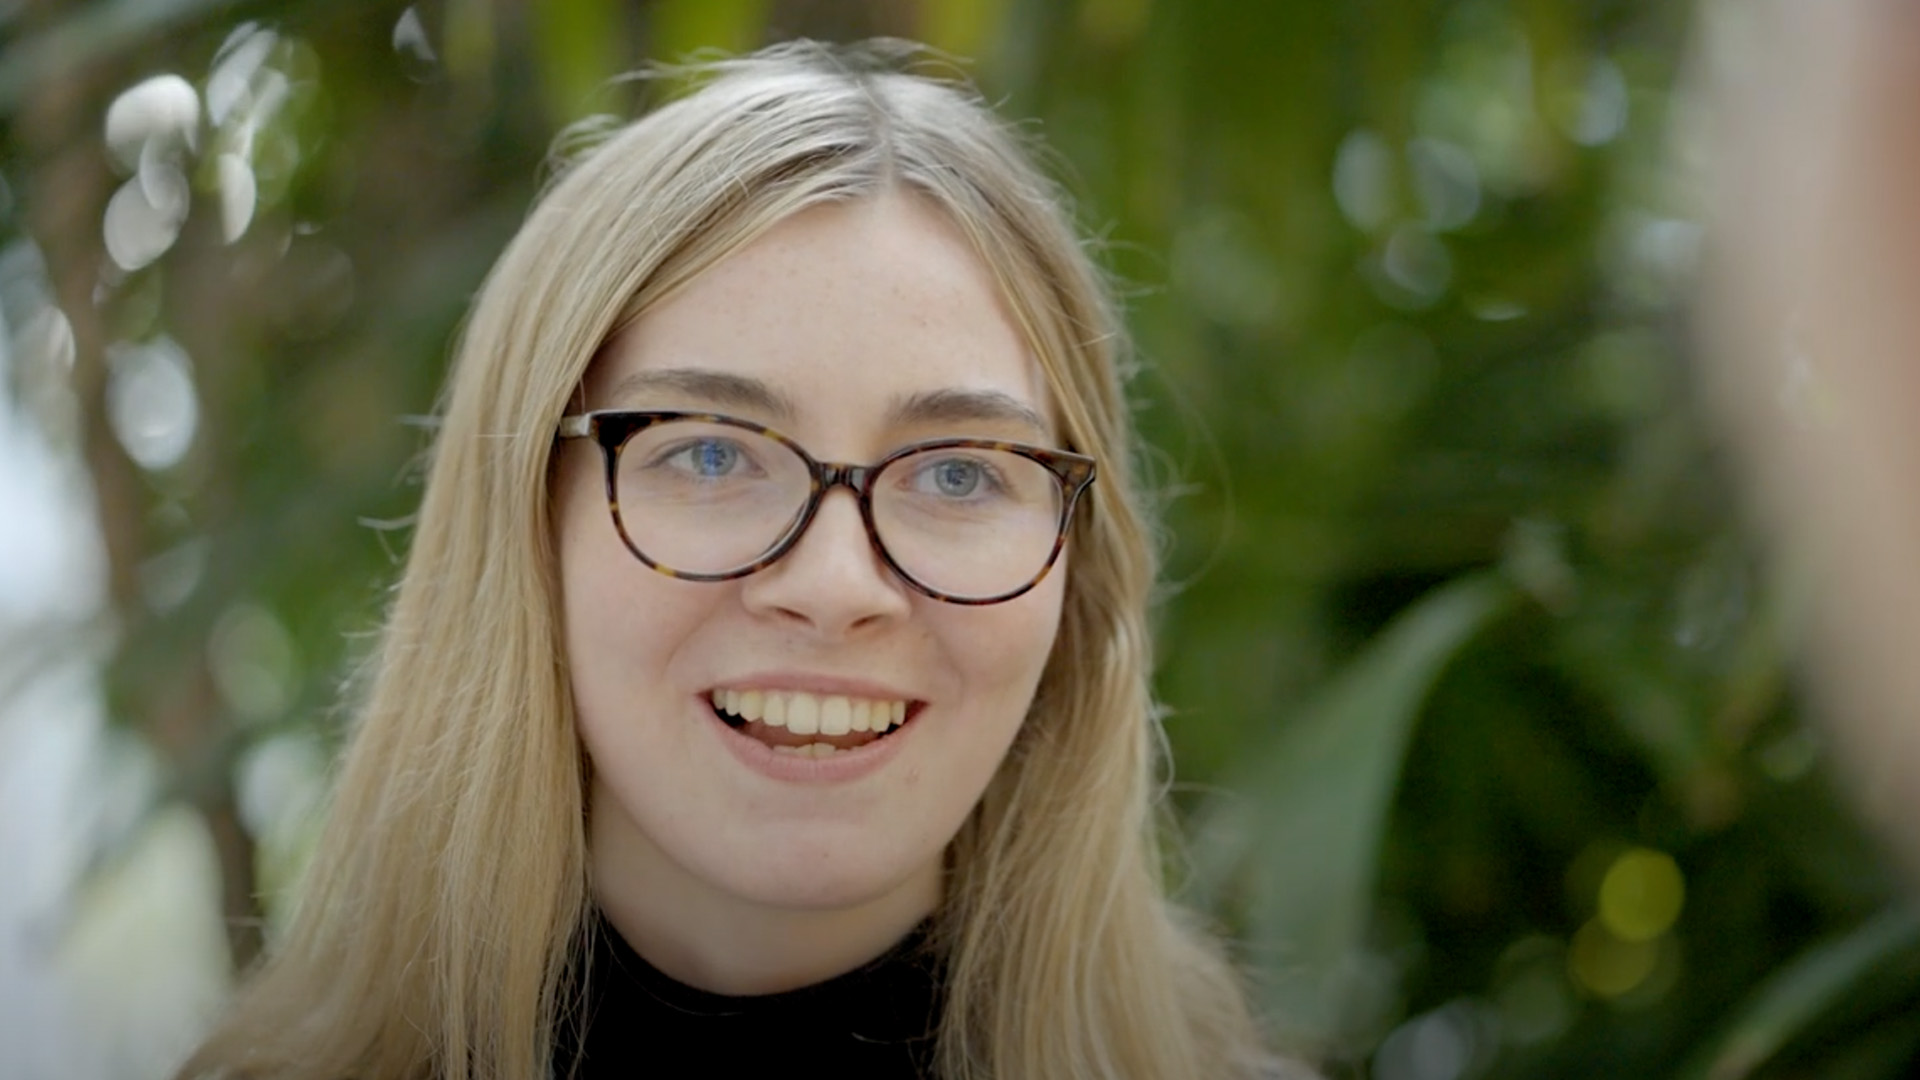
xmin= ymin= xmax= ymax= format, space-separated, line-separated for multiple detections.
xmin=612 ymin=419 xmax=1067 ymax=600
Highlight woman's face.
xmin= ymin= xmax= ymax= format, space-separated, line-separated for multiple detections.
xmin=554 ymin=192 xmax=1068 ymax=953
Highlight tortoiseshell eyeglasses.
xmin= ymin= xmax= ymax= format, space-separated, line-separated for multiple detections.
xmin=555 ymin=410 xmax=1097 ymax=605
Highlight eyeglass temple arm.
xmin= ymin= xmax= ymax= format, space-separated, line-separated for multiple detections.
xmin=556 ymin=415 xmax=591 ymax=439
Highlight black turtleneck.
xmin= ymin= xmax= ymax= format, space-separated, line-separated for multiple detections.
xmin=555 ymin=915 xmax=944 ymax=1079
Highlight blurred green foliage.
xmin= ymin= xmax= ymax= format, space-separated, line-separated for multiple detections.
xmin=4 ymin=0 xmax=1919 ymax=1077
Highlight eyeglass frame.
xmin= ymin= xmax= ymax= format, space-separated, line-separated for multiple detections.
xmin=555 ymin=409 xmax=1098 ymax=605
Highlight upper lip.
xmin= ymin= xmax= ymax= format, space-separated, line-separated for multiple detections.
xmin=705 ymin=672 xmax=922 ymax=702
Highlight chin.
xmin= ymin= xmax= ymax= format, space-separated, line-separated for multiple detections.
xmin=710 ymin=834 xmax=942 ymax=914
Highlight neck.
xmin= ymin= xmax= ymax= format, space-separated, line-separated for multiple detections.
xmin=588 ymin=779 xmax=941 ymax=996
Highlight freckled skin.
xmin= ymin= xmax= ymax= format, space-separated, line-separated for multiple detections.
xmin=553 ymin=192 xmax=1066 ymax=993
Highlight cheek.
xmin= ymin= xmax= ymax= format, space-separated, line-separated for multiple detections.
xmin=556 ymin=480 xmax=701 ymax=725
xmin=957 ymin=575 xmax=1067 ymax=716
xmin=560 ymin=560 xmax=723 ymax=821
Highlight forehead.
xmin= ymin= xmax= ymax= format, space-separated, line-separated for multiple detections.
xmin=588 ymin=191 xmax=1054 ymax=441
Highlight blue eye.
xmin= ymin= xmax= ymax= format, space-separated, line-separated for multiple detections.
xmin=904 ymin=454 xmax=1010 ymax=501
xmin=650 ymin=438 xmax=745 ymax=478
xmin=928 ymin=458 xmax=983 ymax=497
xmin=687 ymin=440 xmax=738 ymax=477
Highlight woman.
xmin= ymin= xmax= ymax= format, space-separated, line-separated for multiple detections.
xmin=1702 ymin=2 xmax=1920 ymax=873
xmin=181 ymin=41 xmax=1286 ymax=1079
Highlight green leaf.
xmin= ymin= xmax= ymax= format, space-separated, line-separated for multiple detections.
xmin=1675 ymin=904 xmax=1920 ymax=1080
xmin=918 ymin=0 xmax=1014 ymax=60
xmin=648 ymin=0 xmax=771 ymax=62
xmin=1188 ymin=572 xmax=1515 ymax=1047
xmin=533 ymin=0 xmax=626 ymax=125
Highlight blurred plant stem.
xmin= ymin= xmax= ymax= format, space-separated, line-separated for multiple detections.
xmin=13 ymin=0 xmax=262 ymax=972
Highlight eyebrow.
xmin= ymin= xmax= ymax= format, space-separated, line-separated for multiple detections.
xmin=887 ymin=388 xmax=1051 ymax=438
xmin=604 ymin=369 xmax=795 ymax=422
xmin=604 ymin=368 xmax=1050 ymax=438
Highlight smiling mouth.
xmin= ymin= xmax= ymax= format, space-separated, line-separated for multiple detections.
xmin=709 ymin=689 xmax=916 ymax=758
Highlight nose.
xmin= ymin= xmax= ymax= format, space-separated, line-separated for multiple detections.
xmin=737 ymin=487 xmax=912 ymax=636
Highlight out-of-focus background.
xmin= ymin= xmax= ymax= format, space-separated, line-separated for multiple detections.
xmin=3 ymin=1 xmax=1917 ymax=1078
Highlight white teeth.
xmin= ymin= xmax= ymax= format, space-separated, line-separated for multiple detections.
xmin=771 ymin=743 xmax=841 ymax=758
xmin=786 ymin=694 xmax=820 ymax=735
xmin=820 ymin=696 xmax=851 ymax=736
xmin=711 ymin=690 xmax=912 ymax=736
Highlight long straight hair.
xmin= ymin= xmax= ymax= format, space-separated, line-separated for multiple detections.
xmin=180 ymin=40 xmax=1279 ymax=1080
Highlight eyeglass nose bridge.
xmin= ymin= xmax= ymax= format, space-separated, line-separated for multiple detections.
xmin=815 ymin=460 xmax=877 ymax=496
xmin=766 ymin=459 xmax=889 ymax=573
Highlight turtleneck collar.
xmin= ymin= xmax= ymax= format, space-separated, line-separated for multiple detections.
xmin=555 ymin=911 xmax=944 ymax=1078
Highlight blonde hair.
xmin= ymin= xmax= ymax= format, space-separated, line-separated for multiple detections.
xmin=182 ymin=40 xmax=1278 ymax=1080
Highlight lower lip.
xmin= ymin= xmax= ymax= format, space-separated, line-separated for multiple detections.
xmin=705 ymin=698 xmax=914 ymax=783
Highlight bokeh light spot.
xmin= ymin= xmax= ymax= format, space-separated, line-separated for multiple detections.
xmin=1547 ymin=56 xmax=1629 ymax=147
xmin=393 ymin=6 xmax=442 ymax=82
xmin=217 ymin=152 xmax=258 ymax=242
xmin=1408 ymin=137 xmax=1481 ymax=231
xmin=1598 ymin=847 xmax=1685 ymax=942
xmin=1171 ymin=206 xmax=1284 ymax=330
xmin=105 ymin=336 xmax=198 ymax=470
xmin=104 ymin=74 xmax=200 ymax=168
xmin=235 ymin=732 xmax=327 ymax=844
xmin=1372 ymin=225 xmax=1453 ymax=310
xmin=102 ymin=176 xmax=188 ymax=272
xmin=139 ymin=536 xmax=208 ymax=614
xmin=1493 ymin=935 xmax=1573 ymax=1046
xmin=1333 ymin=129 xmax=1396 ymax=232
xmin=1372 ymin=999 xmax=1500 ymax=1080
xmin=209 ymin=602 xmax=299 ymax=722
xmin=1570 ymin=918 xmax=1658 ymax=997
xmin=207 ymin=24 xmax=278 ymax=127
